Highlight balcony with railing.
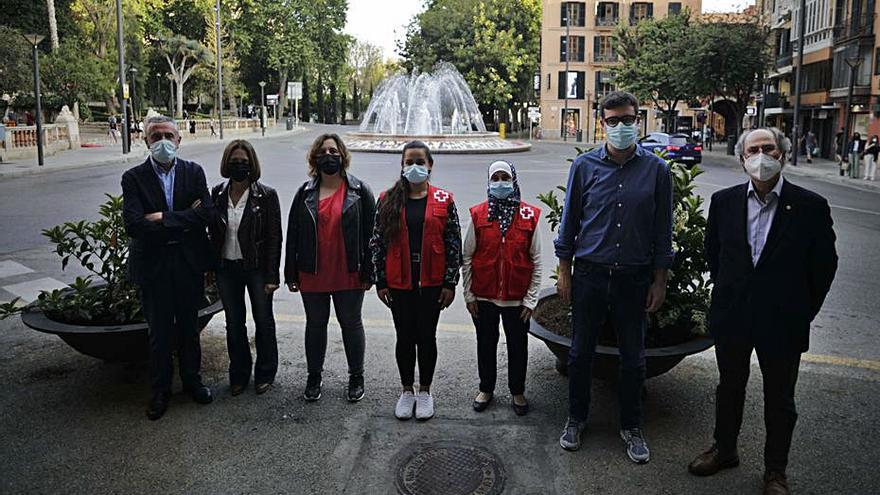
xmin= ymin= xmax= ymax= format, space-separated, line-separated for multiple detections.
xmin=594 ymin=52 xmax=618 ymax=63
xmin=834 ymin=14 xmax=875 ymax=42
xmin=776 ymin=49 xmax=793 ymax=68
xmin=596 ymin=15 xmax=619 ymax=26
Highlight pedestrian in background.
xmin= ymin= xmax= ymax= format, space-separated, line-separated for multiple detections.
xmin=555 ymin=91 xmax=674 ymax=464
xmin=209 ymin=140 xmax=282 ymax=396
xmin=285 ymin=134 xmax=376 ymax=403
xmin=462 ymin=160 xmax=542 ymax=416
xmin=834 ymin=127 xmax=845 ymax=174
xmin=848 ymin=132 xmax=864 ymax=179
xmin=862 ymin=135 xmax=878 ymax=181
xmin=801 ymin=130 xmax=817 ymax=164
xmin=689 ymin=127 xmax=837 ymax=495
xmin=371 ymin=140 xmax=462 ymax=422
xmin=121 ymin=115 xmax=216 ymax=420
xmin=108 ymin=115 xmax=119 ymax=144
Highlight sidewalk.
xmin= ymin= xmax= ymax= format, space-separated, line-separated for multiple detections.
xmin=0 ymin=125 xmax=305 ymax=180
xmin=703 ymin=149 xmax=880 ymax=193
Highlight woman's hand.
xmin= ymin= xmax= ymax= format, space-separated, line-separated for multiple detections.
xmin=377 ymin=288 xmax=393 ymax=307
xmin=466 ymin=302 xmax=479 ymax=318
xmin=438 ymin=288 xmax=455 ymax=310
xmin=264 ymin=284 xmax=279 ymax=295
xmin=361 ymin=282 xmax=373 ymax=292
xmin=287 ymin=282 xmax=299 ymax=293
xmin=519 ymin=306 xmax=533 ymax=322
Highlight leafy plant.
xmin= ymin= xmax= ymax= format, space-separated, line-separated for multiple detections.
xmin=537 ymin=150 xmax=711 ymax=339
xmin=0 ymin=194 xmax=143 ymax=325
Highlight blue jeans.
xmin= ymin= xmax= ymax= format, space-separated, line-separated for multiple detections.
xmin=568 ymin=260 xmax=651 ymax=428
xmin=216 ymin=260 xmax=278 ymax=386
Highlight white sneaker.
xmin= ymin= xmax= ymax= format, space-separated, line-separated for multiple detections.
xmin=415 ymin=391 xmax=434 ymax=420
xmin=395 ymin=391 xmax=416 ymax=420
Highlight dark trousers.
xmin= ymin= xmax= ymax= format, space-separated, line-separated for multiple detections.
xmin=139 ymin=247 xmax=204 ymax=394
xmin=216 ymin=260 xmax=278 ymax=386
xmin=713 ymin=337 xmax=801 ymax=473
xmin=300 ymin=290 xmax=366 ymax=376
xmin=473 ymin=302 xmax=528 ymax=395
xmin=568 ymin=261 xmax=651 ymax=428
xmin=389 ymin=287 xmax=442 ymax=387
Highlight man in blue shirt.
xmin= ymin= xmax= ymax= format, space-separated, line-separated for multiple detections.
xmin=555 ymin=91 xmax=674 ymax=463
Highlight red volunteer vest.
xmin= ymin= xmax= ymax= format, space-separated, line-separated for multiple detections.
xmin=382 ymin=185 xmax=452 ymax=289
xmin=469 ymin=201 xmax=540 ymax=301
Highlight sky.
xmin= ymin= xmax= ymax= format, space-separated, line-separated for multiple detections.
xmin=344 ymin=0 xmax=752 ymax=61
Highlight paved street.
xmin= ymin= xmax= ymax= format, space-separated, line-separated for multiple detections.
xmin=0 ymin=124 xmax=877 ymax=494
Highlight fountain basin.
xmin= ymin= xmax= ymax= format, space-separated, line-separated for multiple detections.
xmin=346 ymin=131 xmax=531 ymax=154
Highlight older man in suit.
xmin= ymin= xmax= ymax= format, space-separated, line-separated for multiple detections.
xmin=688 ymin=127 xmax=838 ymax=495
xmin=122 ymin=115 xmax=216 ymax=420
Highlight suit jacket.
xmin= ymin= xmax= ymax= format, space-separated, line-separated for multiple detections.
xmin=705 ymin=179 xmax=837 ymax=353
xmin=209 ymin=180 xmax=283 ymax=284
xmin=121 ymin=157 xmax=215 ymax=285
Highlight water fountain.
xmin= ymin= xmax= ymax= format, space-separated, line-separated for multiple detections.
xmin=346 ymin=63 xmax=530 ymax=154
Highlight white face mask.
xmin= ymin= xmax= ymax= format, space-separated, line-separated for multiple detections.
xmin=743 ymin=153 xmax=782 ymax=182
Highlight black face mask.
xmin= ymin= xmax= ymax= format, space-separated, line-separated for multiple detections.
xmin=229 ymin=161 xmax=251 ymax=182
xmin=317 ymin=154 xmax=341 ymax=175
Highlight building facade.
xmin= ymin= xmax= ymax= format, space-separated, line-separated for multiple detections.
xmin=539 ymin=0 xmax=702 ymax=141
xmin=761 ymin=0 xmax=879 ymax=158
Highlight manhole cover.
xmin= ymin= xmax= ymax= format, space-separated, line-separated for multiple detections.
xmin=394 ymin=441 xmax=505 ymax=495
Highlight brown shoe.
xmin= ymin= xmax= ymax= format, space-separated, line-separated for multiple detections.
xmin=230 ymin=383 xmax=246 ymax=396
xmin=688 ymin=444 xmax=740 ymax=476
xmin=255 ymin=382 xmax=272 ymax=395
xmin=763 ymin=471 xmax=790 ymax=495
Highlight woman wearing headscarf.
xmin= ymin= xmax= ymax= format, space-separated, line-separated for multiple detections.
xmin=462 ymin=160 xmax=543 ymax=416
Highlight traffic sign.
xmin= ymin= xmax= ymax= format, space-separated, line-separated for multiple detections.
xmin=287 ymin=82 xmax=302 ymax=100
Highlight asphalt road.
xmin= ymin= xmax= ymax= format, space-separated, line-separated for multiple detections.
xmin=0 ymin=124 xmax=878 ymax=494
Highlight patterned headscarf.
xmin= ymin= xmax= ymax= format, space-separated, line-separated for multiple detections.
xmin=487 ymin=160 xmax=521 ymax=237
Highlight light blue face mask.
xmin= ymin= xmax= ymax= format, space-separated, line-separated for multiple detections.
xmin=605 ymin=122 xmax=639 ymax=150
xmin=489 ymin=181 xmax=514 ymax=199
xmin=402 ymin=164 xmax=430 ymax=184
xmin=150 ymin=139 xmax=178 ymax=164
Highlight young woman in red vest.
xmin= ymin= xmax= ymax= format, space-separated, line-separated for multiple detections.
xmin=370 ymin=140 xmax=463 ymax=421
xmin=462 ymin=160 xmax=543 ymax=416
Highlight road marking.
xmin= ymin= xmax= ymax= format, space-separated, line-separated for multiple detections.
xmin=2 ymin=277 xmax=68 ymax=303
xmin=273 ymin=313 xmax=880 ymax=372
xmin=0 ymin=261 xmax=34 ymax=279
xmin=829 ymin=204 xmax=880 ymax=216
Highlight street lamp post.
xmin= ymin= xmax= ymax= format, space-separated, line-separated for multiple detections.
xmin=259 ymin=81 xmax=266 ymax=137
xmin=23 ymin=33 xmax=45 ymax=166
xmin=129 ymin=67 xmax=138 ymax=122
xmin=842 ymin=55 xmax=863 ymax=178
xmin=115 ymin=0 xmax=130 ymax=154
xmin=215 ymin=0 xmax=224 ymax=139
xmin=790 ymin=0 xmax=807 ymax=167
xmin=562 ymin=8 xmax=570 ymax=142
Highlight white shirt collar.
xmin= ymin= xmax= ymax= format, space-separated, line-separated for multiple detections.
xmin=747 ymin=175 xmax=784 ymax=201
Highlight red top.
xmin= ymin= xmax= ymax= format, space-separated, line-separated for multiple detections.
xmin=299 ymin=182 xmax=362 ymax=293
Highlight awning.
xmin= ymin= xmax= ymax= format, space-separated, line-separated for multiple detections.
xmin=764 ymin=108 xmax=794 ymax=115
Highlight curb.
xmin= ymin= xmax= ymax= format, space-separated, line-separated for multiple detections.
xmin=0 ymin=127 xmax=308 ymax=180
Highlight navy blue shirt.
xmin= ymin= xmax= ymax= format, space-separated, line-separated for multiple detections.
xmin=554 ymin=144 xmax=674 ymax=269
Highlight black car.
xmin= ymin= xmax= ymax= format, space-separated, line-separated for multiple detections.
xmin=639 ymin=132 xmax=702 ymax=166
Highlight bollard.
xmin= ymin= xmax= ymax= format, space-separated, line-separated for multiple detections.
xmin=499 ymin=123 xmax=506 ymax=139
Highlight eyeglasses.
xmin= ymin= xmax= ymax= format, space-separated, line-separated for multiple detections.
xmin=604 ymin=115 xmax=638 ymax=127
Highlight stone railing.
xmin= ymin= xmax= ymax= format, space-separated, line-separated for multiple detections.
xmin=1 ymin=124 xmax=75 ymax=161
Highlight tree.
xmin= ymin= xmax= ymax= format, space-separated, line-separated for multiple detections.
xmin=614 ymin=12 xmax=702 ymax=132
xmin=399 ymin=0 xmax=541 ymax=129
xmin=43 ymin=39 xmax=116 ymax=107
xmin=0 ymin=26 xmax=33 ymax=96
xmin=47 ymin=0 xmax=60 ymax=50
xmin=691 ymin=20 xmax=770 ymax=138
xmin=158 ymin=34 xmax=212 ymax=117
xmin=348 ymin=40 xmax=383 ymax=120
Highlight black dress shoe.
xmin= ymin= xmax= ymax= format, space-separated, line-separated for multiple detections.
xmin=146 ymin=392 xmax=171 ymax=421
xmin=186 ymin=384 xmax=214 ymax=405
xmin=230 ymin=383 xmax=247 ymax=396
xmin=512 ymin=399 xmax=529 ymax=416
xmin=255 ymin=382 xmax=272 ymax=395
xmin=472 ymin=393 xmax=493 ymax=412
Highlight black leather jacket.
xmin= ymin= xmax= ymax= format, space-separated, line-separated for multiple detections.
xmin=284 ymin=173 xmax=376 ymax=284
xmin=209 ymin=180 xmax=283 ymax=284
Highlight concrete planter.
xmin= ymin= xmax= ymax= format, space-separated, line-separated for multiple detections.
xmin=529 ymin=288 xmax=713 ymax=379
xmin=21 ymin=288 xmax=222 ymax=363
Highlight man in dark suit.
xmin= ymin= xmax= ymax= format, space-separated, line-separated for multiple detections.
xmin=122 ymin=115 xmax=216 ymax=420
xmin=688 ymin=127 xmax=838 ymax=495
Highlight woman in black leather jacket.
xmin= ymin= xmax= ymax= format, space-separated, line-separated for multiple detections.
xmin=285 ymin=133 xmax=376 ymax=403
xmin=209 ymin=139 xmax=282 ymax=396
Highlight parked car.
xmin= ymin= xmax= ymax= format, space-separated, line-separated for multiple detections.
xmin=639 ymin=132 xmax=702 ymax=166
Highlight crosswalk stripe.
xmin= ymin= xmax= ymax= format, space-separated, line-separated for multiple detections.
xmin=2 ymin=277 xmax=68 ymax=303
xmin=0 ymin=260 xmax=35 ymax=279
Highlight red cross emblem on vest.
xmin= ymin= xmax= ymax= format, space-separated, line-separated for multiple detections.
xmin=433 ymin=190 xmax=450 ymax=203
xmin=520 ymin=206 xmax=535 ymax=220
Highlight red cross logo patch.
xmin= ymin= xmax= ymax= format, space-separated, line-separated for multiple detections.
xmin=433 ymin=190 xmax=450 ymax=203
xmin=520 ymin=206 xmax=535 ymax=220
